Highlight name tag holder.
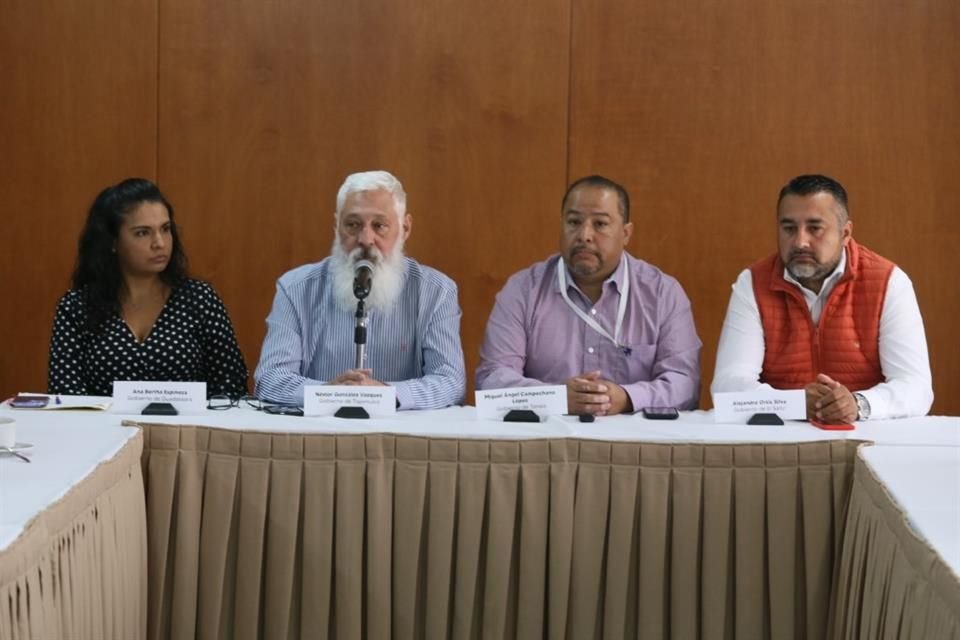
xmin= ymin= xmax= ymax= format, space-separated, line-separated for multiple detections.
xmin=712 ymin=389 xmax=806 ymax=423
xmin=476 ymin=386 xmax=567 ymax=422
xmin=304 ymin=385 xmax=396 ymax=418
xmin=334 ymin=406 xmax=370 ymax=419
xmin=111 ymin=381 xmax=207 ymax=415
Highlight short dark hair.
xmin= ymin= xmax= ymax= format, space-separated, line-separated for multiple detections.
xmin=777 ymin=174 xmax=849 ymax=224
xmin=562 ymin=175 xmax=631 ymax=223
xmin=72 ymin=178 xmax=189 ymax=331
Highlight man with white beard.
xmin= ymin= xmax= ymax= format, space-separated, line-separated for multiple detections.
xmin=711 ymin=174 xmax=933 ymax=423
xmin=254 ymin=170 xmax=465 ymax=409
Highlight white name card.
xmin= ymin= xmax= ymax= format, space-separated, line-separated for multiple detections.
xmin=304 ymin=385 xmax=397 ymax=417
xmin=112 ymin=381 xmax=207 ymax=414
xmin=475 ymin=386 xmax=567 ymax=421
xmin=712 ymin=389 xmax=806 ymax=424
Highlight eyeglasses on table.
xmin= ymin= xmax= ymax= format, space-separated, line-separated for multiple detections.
xmin=206 ymin=395 xmax=264 ymax=411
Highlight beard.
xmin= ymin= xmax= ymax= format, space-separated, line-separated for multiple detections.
xmin=329 ymin=237 xmax=407 ymax=312
xmin=785 ymin=252 xmax=837 ymax=284
xmin=566 ymin=245 xmax=604 ymax=277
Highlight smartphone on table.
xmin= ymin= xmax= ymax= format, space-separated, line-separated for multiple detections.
xmin=10 ymin=394 xmax=49 ymax=409
xmin=263 ymin=405 xmax=304 ymax=417
xmin=641 ymin=407 xmax=679 ymax=420
xmin=810 ymin=420 xmax=855 ymax=431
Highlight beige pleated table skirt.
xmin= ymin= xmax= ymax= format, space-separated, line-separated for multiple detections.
xmin=833 ymin=450 xmax=960 ymax=639
xmin=134 ymin=422 xmax=960 ymax=639
xmin=0 ymin=431 xmax=147 ymax=640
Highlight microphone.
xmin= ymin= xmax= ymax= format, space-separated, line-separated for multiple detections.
xmin=353 ymin=259 xmax=374 ymax=300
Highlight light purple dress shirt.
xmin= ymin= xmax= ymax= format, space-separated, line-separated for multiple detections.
xmin=475 ymin=253 xmax=702 ymax=411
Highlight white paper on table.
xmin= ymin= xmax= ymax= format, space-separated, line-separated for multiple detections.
xmin=111 ymin=381 xmax=207 ymax=414
xmin=304 ymin=385 xmax=397 ymax=417
xmin=475 ymin=386 xmax=567 ymax=421
xmin=712 ymin=389 xmax=806 ymax=423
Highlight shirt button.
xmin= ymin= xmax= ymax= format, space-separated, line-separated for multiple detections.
xmin=590 ymin=309 xmax=597 ymax=315
xmin=588 ymin=347 xmax=595 ymax=354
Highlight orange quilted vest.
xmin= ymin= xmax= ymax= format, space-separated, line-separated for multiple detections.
xmin=749 ymin=239 xmax=893 ymax=390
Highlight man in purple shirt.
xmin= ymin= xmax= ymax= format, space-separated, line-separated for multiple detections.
xmin=475 ymin=175 xmax=702 ymax=415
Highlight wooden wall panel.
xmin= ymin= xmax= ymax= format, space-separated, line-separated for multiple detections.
xmin=0 ymin=0 xmax=157 ymax=397
xmin=3 ymin=0 xmax=956 ymax=413
xmin=157 ymin=0 xmax=571 ymax=394
xmin=569 ymin=0 xmax=960 ymax=412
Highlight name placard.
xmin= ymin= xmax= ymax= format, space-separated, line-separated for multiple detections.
xmin=712 ymin=389 xmax=806 ymax=423
xmin=112 ymin=381 xmax=207 ymax=414
xmin=475 ymin=386 xmax=567 ymax=421
xmin=304 ymin=385 xmax=397 ymax=417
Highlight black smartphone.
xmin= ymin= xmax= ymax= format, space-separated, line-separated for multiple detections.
xmin=263 ymin=405 xmax=304 ymax=417
xmin=641 ymin=406 xmax=679 ymax=420
xmin=142 ymin=402 xmax=178 ymax=415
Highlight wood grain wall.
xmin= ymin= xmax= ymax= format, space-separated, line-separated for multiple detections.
xmin=0 ymin=0 xmax=157 ymax=394
xmin=2 ymin=0 xmax=957 ymax=413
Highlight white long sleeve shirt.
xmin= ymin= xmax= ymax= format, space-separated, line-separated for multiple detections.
xmin=711 ymin=251 xmax=933 ymax=419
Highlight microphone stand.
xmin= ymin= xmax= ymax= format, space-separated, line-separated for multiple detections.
xmin=335 ymin=268 xmax=372 ymax=420
xmin=354 ymin=298 xmax=367 ymax=369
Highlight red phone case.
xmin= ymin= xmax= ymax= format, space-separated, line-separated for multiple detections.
xmin=810 ymin=420 xmax=855 ymax=431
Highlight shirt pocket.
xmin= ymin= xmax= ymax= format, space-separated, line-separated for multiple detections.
xmin=611 ymin=342 xmax=658 ymax=383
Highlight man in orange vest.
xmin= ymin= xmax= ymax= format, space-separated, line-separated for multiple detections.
xmin=711 ymin=174 xmax=933 ymax=424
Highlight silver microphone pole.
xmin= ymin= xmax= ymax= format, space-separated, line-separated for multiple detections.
xmin=354 ymin=299 xmax=367 ymax=369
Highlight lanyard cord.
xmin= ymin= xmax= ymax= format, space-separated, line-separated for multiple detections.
xmin=556 ymin=254 xmax=629 ymax=348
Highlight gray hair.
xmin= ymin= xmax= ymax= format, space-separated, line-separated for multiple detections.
xmin=335 ymin=170 xmax=407 ymax=222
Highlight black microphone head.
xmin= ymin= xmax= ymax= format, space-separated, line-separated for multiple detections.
xmin=353 ymin=259 xmax=374 ymax=299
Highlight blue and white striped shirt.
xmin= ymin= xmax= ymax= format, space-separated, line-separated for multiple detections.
xmin=254 ymin=257 xmax=466 ymax=409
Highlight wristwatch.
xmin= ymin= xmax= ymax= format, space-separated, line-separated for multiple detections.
xmin=854 ymin=393 xmax=871 ymax=421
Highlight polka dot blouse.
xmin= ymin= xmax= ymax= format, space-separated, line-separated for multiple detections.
xmin=47 ymin=279 xmax=249 ymax=398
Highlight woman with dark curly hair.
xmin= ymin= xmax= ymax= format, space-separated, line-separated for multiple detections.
xmin=47 ymin=178 xmax=248 ymax=398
